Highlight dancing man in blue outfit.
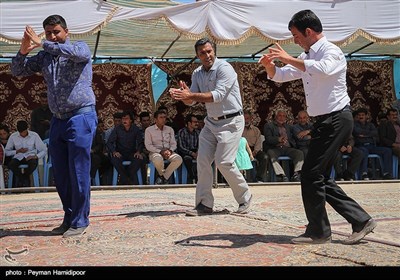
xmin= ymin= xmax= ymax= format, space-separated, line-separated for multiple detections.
xmin=11 ymin=15 xmax=97 ymax=238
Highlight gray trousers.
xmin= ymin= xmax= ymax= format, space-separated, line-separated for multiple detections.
xmin=195 ymin=115 xmax=252 ymax=208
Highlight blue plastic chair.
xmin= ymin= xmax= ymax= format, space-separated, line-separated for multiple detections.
xmin=112 ymin=160 xmax=143 ymax=185
xmin=7 ymin=164 xmax=40 ymax=188
xmin=269 ymin=156 xmax=292 ymax=182
xmin=148 ymin=160 xmax=179 ymax=184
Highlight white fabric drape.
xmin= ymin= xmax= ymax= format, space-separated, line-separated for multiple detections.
xmin=1 ymin=0 xmax=399 ymax=46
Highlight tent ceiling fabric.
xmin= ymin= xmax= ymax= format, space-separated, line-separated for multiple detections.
xmin=1 ymin=0 xmax=399 ymax=59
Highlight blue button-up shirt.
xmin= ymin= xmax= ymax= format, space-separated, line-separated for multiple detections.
xmin=11 ymin=39 xmax=95 ymax=116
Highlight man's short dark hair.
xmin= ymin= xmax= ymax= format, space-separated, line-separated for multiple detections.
xmin=288 ymin=10 xmax=323 ymax=35
xmin=139 ymin=111 xmax=150 ymax=120
xmin=43 ymin=15 xmax=67 ymax=29
xmin=355 ymin=108 xmax=368 ymax=115
xmin=386 ymin=108 xmax=398 ymax=116
xmin=121 ymin=111 xmax=134 ymax=120
xmin=113 ymin=112 xmax=124 ymax=119
xmin=0 ymin=124 xmax=10 ymax=134
xmin=194 ymin=38 xmax=217 ymax=55
xmin=185 ymin=114 xmax=197 ymax=125
xmin=154 ymin=110 xmax=167 ymax=119
xmin=16 ymin=120 xmax=28 ymax=132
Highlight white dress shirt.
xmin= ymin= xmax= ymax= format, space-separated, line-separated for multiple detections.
xmin=5 ymin=130 xmax=47 ymax=160
xmin=271 ymin=36 xmax=350 ymax=117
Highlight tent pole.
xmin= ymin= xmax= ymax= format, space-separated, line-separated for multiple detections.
xmin=168 ymin=56 xmax=197 ymax=86
xmin=92 ymin=31 xmax=101 ymax=60
xmin=347 ymin=42 xmax=374 ymax=57
xmin=251 ymin=44 xmax=274 ymax=58
xmin=161 ymin=34 xmax=182 ymax=59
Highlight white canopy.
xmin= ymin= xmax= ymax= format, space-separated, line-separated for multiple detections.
xmin=1 ymin=0 xmax=399 ymax=58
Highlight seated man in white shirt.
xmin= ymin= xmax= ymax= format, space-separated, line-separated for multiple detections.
xmin=145 ymin=110 xmax=182 ymax=184
xmin=5 ymin=120 xmax=47 ymax=187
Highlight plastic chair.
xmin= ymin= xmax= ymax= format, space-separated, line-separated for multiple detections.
xmin=92 ymin=170 xmax=101 ymax=186
xmin=42 ymin=139 xmax=53 ymax=187
xmin=245 ymin=159 xmax=257 ymax=182
xmin=7 ymin=164 xmax=40 ymax=188
xmin=392 ymin=155 xmax=398 ymax=179
xmin=148 ymin=160 xmax=179 ymax=184
xmin=112 ymin=160 xmax=143 ymax=185
xmin=179 ymin=159 xmax=197 ymax=184
xmin=0 ymin=144 xmax=5 ymax=192
xmin=269 ymin=156 xmax=292 ymax=182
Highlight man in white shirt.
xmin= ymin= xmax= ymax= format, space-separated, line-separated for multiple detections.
xmin=145 ymin=109 xmax=182 ymax=184
xmin=5 ymin=120 xmax=47 ymax=187
xmin=259 ymin=10 xmax=376 ymax=245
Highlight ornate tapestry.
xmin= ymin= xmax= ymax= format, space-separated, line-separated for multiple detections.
xmin=0 ymin=63 xmax=155 ymax=131
xmin=155 ymin=60 xmax=397 ymax=130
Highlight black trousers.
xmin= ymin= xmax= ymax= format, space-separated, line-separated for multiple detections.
xmin=301 ymin=110 xmax=371 ymax=238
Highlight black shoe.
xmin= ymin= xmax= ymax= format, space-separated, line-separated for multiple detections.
xmin=185 ymin=203 xmax=213 ymax=216
xmin=277 ymin=174 xmax=289 ymax=182
xmin=342 ymin=170 xmax=354 ymax=181
xmin=291 ymin=233 xmax=332 ymax=244
xmin=51 ymin=223 xmax=70 ymax=235
xmin=155 ymin=176 xmax=167 ymax=185
xmin=291 ymin=172 xmax=301 ymax=182
xmin=343 ymin=219 xmax=377 ymax=245
xmin=361 ymin=172 xmax=369 ymax=180
xmin=383 ymin=173 xmax=393 ymax=180
xmin=63 ymin=226 xmax=88 ymax=238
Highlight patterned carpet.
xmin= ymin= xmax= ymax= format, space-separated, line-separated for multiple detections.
xmin=0 ymin=182 xmax=399 ymax=267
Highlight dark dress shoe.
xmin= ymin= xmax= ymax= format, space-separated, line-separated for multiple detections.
xmin=185 ymin=203 xmax=213 ymax=216
xmin=343 ymin=218 xmax=377 ymax=245
xmin=51 ymin=223 xmax=70 ymax=235
xmin=277 ymin=174 xmax=289 ymax=182
xmin=291 ymin=172 xmax=301 ymax=182
xmin=291 ymin=233 xmax=332 ymax=244
xmin=155 ymin=176 xmax=167 ymax=185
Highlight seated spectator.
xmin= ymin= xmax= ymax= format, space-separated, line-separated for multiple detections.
xmin=0 ymin=124 xmax=11 ymax=166
xmin=138 ymin=111 xmax=152 ymax=184
xmin=103 ymin=111 xmax=123 ymax=145
xmin=378 ymin=108 xmax=400 ymax=158
xmin=353 ymin=108 xmax=393 ymax=180
xmin=195 ymin=114 xmax=205 ymax=131
xmin=264 ymin=110 xmax=303 ymax=182
xmin=242 ymin=110 xmax=269 ymax=182
xmin=145 ymin=110 xmax=182 ymax=184
xmin=333 ymin=136 xmax=363 ymax=181
xmin=5 ymin=120 xmax=47 ymax=187
xmin=90 ymin=119 xmax=112 ymax=185
xmin=157 ymin=105 xmax=179 ymax=134
xmin=177 ymin=114 xmax=200 ymax=184
xmin=30 ymin=91 xmax=52 ymax=140
xmin=106 ymin=111 xmax=144 ymax=185
xmin=292 ymin=110 xmax=313 ymax=158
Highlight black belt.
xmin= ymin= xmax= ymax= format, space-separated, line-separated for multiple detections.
xmin=210 ymin=111 xmax=243 ymax=121
xmin=54 ymin=105 xmax=96 ymax=120
xmin=314 ymin=105 xmax=351 ymax=122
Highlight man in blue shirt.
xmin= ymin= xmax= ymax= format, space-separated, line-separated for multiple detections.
xmin=11 ymin=15 xmax=97 ymax=238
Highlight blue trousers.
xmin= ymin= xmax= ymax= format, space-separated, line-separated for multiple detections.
xmin=49 ymin=111 xmax=97 ymax=228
